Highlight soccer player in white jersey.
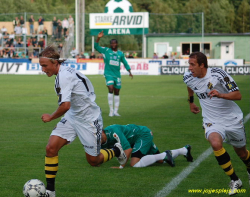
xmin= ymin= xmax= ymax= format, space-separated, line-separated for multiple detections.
xmin=183 ymin=52 xmax=250 ymax=196
xmin=39 ymin=46 xmax=127 ymax=197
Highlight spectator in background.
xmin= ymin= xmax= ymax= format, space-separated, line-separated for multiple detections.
xmin=58 ymin=43 xmax=63 ymax=54
xmin=42 ymin=26 xmax=48 ymax=38
xmin=68 ymin=15 xmax=74 ymax=28
xmin=38 ymin=37 xmax=44 ymax=49
xmin=128 ymin=53 xmax=134 ymax=58
xmin=125 ymin=51 xmax=129 ymax=58
xmin=132 ymin=51 xmax=137 ymax=58
xmin=62 ymin=18 xmax=69 ymax=37
xmin=52 ymin=17 xmax=58 ymax=38
xmin=163 ymin=52 xmax=169 ymax=59
xmin=22 ymin=26 xmax=27 ymax=35
xmin=29 ymin=15 xmax=35 ymax=34
xmin=56 ymin=22 xmax=63 ymax=41
xmin=38 ymin=16 xmax=44 ymax=34
xmin=16 ymin=37 xmax=24 ymax=47
xmin=70 ymin=47 xmax=78 ymax=58
xmin=97 ymin=53 xmax=103 ymax=59
xmin=14 ymin=24 xmax=22 ymax=35
xmin=32 ymin=37 xmax=37 ymax=47
xmin=153 ymin=53 xmax=158 ymax=59
xmin=80 ymin=52 xmax=86 ymax=59
xmin=1 ymin=26 xmax=7 ymax=35
xmin=13 ymin=17 xmax=19 ymax=28
xmin=20 ymin=16 xmax=25 ymax=27
xmin=89 ymin=52 xmax=95 ymax=59
xmin=9 ymin=32 xmax=15 ymax=43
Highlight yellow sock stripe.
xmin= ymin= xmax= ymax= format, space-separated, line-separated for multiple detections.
xmin=45 ymin=166 xmax=58 ymax=172
xmin=45 ymin=156 xmax=58 ymax=179
xmin=45 ymin=156 xmax=58 ymax=164
xmin=220 ymin=161 xmax=232 ymax=169
xmin=214 ymin=148 xmax=226 ymax=157
xmin=100 ymin=149 xmax=115 ymax=163
xmin=225 ymin=168 xmax=234 ymax=176
xmin=245 ymin=150 xmax=250 ymax=161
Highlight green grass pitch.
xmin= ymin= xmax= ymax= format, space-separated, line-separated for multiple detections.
xmin=0 ymin=74 xmax=249 ymax=197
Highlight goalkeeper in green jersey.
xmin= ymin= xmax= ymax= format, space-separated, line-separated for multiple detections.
xmin=94 ymin=31 xmax=133 ymax=117
xmin=101 ymin=124 xmax=193 ymax=168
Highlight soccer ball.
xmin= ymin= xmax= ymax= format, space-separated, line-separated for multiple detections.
xmin=105 ymin=0 xmax=133 ymax=13
xmin=23 ymin=179 xmax=46 ymax=197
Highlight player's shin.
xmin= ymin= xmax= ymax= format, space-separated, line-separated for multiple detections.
xmin=45 ymin=156 xmax=58 ymax=191
xmin=241 ymin=150 xmax=250 ymax=173
xmin=214 ymin=148 xmax=239 ymax=181
xmin=108 ymin=93 xmax=113 ymax=113
xmin=100 ymin=149 xmax=115 ymax=163
xmin=114 ymin=95 xmax=120 ymax=114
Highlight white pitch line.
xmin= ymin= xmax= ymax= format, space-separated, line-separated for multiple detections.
xmin=155 ymin=147 xmax=213 ymax=197
xmin=155 ymin=113 xmax=250 ymax=197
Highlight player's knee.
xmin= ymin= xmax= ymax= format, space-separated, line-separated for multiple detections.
xmin=236 ymin=149 xmax=248 ymax=159
xmin=46 ymin=144 xmax=58 ymax=157
xmin=87 ymin=157 xmax=100 ymax=166
xmin=210 ymin=141 xmax=223 ymax=151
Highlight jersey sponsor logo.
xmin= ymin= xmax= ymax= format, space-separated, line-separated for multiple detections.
xmin=83 ymin=145 xmax=94 ymax=149
xmin=207 ymin=82 xmax=213 ymax=90
xmin=60 ymin=118 xmax=67 ymax=124
xmin=205 ymin=123 xmax=212 ymax=127
xmin=110 ymin=60 xmax=119 ymax=66
xmin=196 ymin=92 xmax=209 ymax=99
xmin=230 ymin=138 xmax=244 ymax=142
xmin=225 ymin=82 xmax=237 ymax=91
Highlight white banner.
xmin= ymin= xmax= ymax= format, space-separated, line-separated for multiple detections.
xmin=90 ymin=12 xmax=149 ymax=29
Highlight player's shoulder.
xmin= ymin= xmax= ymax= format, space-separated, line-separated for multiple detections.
xmin=210 ymin=67 xmax=228 ymax=78
xmin=183 ymin=71 xmax=193 ymax=83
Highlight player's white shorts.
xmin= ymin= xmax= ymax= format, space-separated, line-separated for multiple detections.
xmin=204 ymin=119 xmax=246 ymax=148
xmin=51 ymin=114 xmax=103 ymax=156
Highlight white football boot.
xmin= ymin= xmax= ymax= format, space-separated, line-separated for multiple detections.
xmin=228 ymin=179 xmax=242 ymax=196
xmin=113 ymin=133 xmax=127 ymax=165
xmin=45 ymin=190 xmax=56 ymax=197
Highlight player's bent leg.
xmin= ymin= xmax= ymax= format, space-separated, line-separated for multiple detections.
xmin=234 ymin=146 xmax=250 ymax=186
xmin=45 ymin=136 xmax=67 ymax=194
xmin=114 ymin=88 xmax=120 ymax=116
xmin=208 ymin=132 xmax=240 ymax=184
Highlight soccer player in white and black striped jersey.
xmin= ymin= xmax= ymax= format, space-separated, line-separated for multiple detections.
xmin=183 ymin=52 xmax=250 ymax=196
xmin=39 ymin=46 xmax=127 ymax=197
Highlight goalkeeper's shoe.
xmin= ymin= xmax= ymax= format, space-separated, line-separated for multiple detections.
xmin=164 ymin=150 xmax=175 ymax=167
xmin=184 ymin=145 xmax=193 ymax=162
xmin=114 ymin=142 xmax=127 ymax=165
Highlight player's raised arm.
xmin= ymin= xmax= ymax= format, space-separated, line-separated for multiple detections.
xmin=96 ymin=31 xmax=104 ymax=43
xmin=187 ymin=86 xmax=200 ymax=114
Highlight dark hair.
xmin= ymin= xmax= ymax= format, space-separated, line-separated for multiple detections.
xmin=39 ymin=45 xmax=66 ymax=64
xmin=189 ymin=52 xmax=208 ymax=68
xmin=110 ymin=39 xmax=118 ymax=44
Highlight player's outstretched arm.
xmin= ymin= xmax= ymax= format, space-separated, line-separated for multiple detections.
xmin=41 ymin=102 xmax=70 ymax=122
xmin=187 ymin=87 xmax=200 ymax=114
xmin=128 ymin=69 xmax=133 ymax=79
xmin=208 ymin=89 xmax=241 ymax=100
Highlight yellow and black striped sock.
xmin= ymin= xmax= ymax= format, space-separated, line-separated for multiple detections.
xmin=100 ymin=149 xmax=115 ymax=163
xmin=241 ymin=150 xmax=250 ymax=173
xmin=45 ymin=156 xmax=58 ymax=191
xmin=214 ymin=148 xmax=238 ymax=181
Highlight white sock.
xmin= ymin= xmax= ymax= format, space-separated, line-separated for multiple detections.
xmin=108 ymin=93 xmax=113 ymax=112
xmin=133 ymin=152 xmax=166 ymax=167
xmin=171 ymin=147 xmax=188 ymax=159
xmin=114 ymin=95 xmax=120 ymax=113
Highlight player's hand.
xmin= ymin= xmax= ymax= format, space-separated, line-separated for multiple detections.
xmin=129 ymin=73 xmax=133 ymax=79
xmin=208 ymin=89 xmax=220 ymax=99
xmin=111 ymin=166 xmax=123 ymax=169
xmin=41 ymin=114 xmax=52 ymax=123
xmin=98 ymin=31 xmax=104 ymax=38
xmin=190 ymin=103 xmax=200 ymax=114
